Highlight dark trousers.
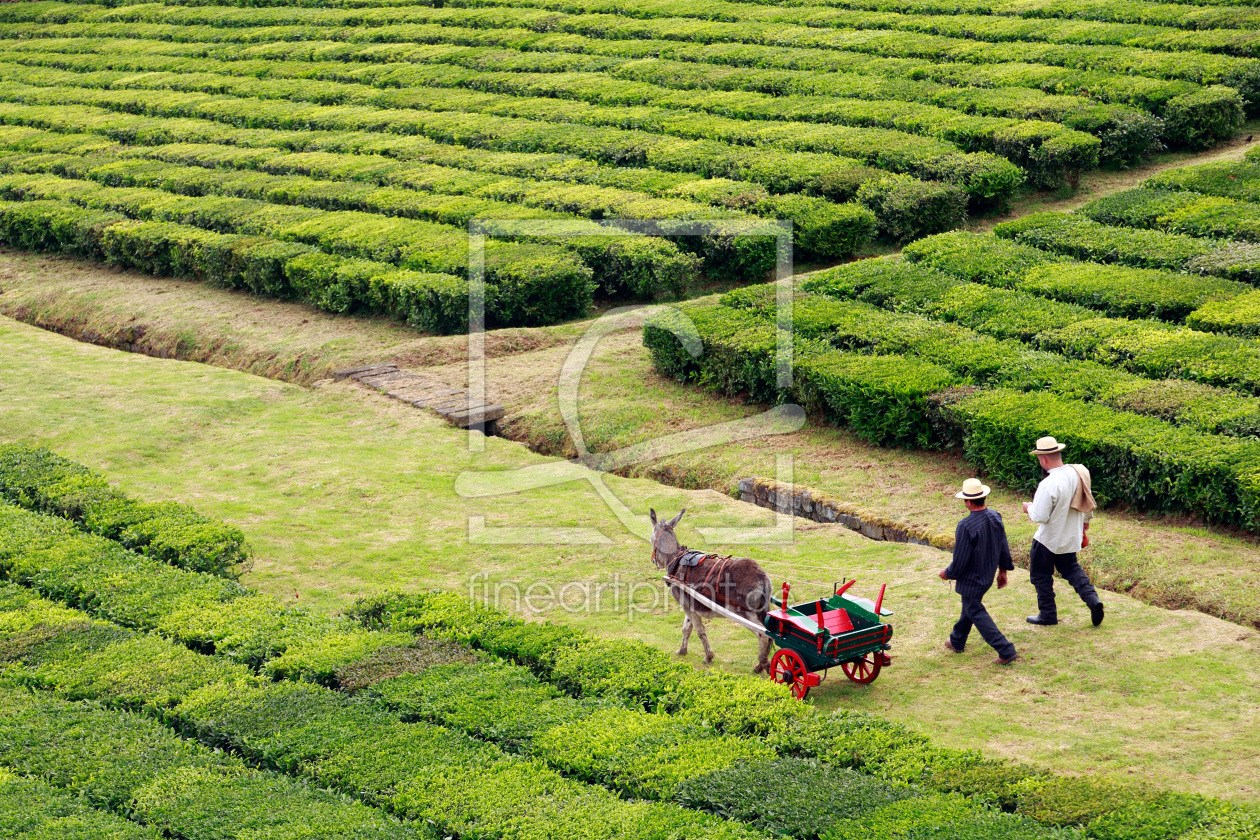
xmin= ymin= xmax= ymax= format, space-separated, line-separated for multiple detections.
xmin=950 ymin=587 xmax=1016 ymax=659
xmin=1029 ymin=539 xmax=1100 ymax=619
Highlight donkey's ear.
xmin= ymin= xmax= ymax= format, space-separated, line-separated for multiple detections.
xmin=667 ymin=509 xmax=685 ymax=528
xmin=649 ymin=509 xmax=657 ymax=525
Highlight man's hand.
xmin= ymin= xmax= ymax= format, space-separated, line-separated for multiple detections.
xmin=1084 ymin=521 xmax=1090 ymax=532
xmin=1022 ymin=501 xmax=1031 ymax=514
xmin=996 ymin=570 xmax=1008 ymax=590
xmin=938 ymin=569 xmax=949 ymax=580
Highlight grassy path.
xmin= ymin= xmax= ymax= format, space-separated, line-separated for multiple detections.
xmin=2 ymin=316 xmax=1257 ymax=802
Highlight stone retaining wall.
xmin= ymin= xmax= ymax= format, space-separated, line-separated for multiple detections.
xmin=737 ymin=477 xmax=953 ymax=551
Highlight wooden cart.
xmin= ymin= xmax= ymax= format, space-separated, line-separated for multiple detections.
xmin=666 ymin=576 xmax=894 ymax=700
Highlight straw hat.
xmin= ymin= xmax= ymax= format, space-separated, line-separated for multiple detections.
xmin=955 ymin=478 xmax=991 ymax=500
xmin=1030 ymin=436 xmax=1067 ymax=456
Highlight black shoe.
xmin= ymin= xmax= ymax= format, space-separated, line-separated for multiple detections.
xmin=1026 ymin=614 xmax=1058 ymax=626
xmin=1090 ymin=603 xmax=1105 ymax=627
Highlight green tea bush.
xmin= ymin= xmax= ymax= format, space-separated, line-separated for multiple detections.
xmin=156 ymin=593 xmax=331 ymax=665
xmin=855 ymin=174 xmax=970 ymax=243
xmin=0 ymin=513 xmax=247 ymax=629
xmin=349 ymin=590 xmax=806 ymax=735
xmin=793 ymin=350 xmax=955 ymax=447
xmin=1018 ymin=263 xmax=1244 ymax=323
xmin=1187 ymin=290 xmax=1260 ymax=336
xmin=25 ymin=632 xmax=246 ymax=709
xmin=902 ymin=231 xmax=1255 ymax=326
xmin=993 ymin=212 xmax=1216 ymax=272
xmin=0 ymin=619 xmax=132 ymax=671
xmin=335 ymin=639 xmax=480 ymax=693
xmin=1186 ymin=241 xmax=1260 ymax=284
xmin=902 ymin=230 xmax=1058 ymax=286
xmin=1083 ymin=188 xmax=1260 ymax=244
xmin=534 ymin=707 xmax=773 ymax=800
xmin=1013 ymin=775 xmax=1155 ymax=828
xmin=642 ymin=304 xmax=784 ymax=403
xmin=827 ymin=802 xmax=1082 ymax=839
xmin=0 ymin=769 xmax=165 ymax=840
xmin=370 ymin=659 xmax=589 ymax=736
xmin=922 ymin=283 xmax=1094 ymax=341
xmin=1080 ymin=189 xmax=1205 ymax=230
xmin=1180 ymin=807 xmax=1260 ymax=840
xmin=1146 ymin=159 xmax=1260 ymax=203
xmin=173 ymin=678 xmax=399 ymax=771
xmin=818 ymin=794 xmax=979 ymax=840
xmin=132 ymin=764 xmax=431 ymax=840
xmin=712 ymin=276 xmax=1260 ymax=437
xmin=0 ymin=685 xmax=227 ymax=810
xmin=677 ymin=756 xmax=920 ymax=839
xmin=1035 ymin=317 xmax=1260 ymax=394
xmin=1088 ymin=794 xmax=1239 ymax=840
xmin=263 ymin=628 xmax=415 ymax=686
xmin=0 ymin=444 xmax=249 ymax=575
xmin=940 ymin=388 xmax=1260 ymax=527
xmin=1161 ymin=88 xmax=1246 ymax=151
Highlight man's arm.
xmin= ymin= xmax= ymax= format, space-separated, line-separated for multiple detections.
xmin=941 ymin=521 xmax=970 ymax=580
xmin=995 ymin=517 xmax=1013 ymax=588
xmin=1026 ymin=481 xmax=1055 ymax=524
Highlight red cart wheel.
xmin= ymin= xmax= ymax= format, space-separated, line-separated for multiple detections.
xmin=770 ymin=648 xmax=812 ymax=700
xmin=841 ymin=653 xmax=882 ymax=685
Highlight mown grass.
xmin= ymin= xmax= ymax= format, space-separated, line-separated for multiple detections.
xmin=2 ymin=316 xmax=1258 ymax=803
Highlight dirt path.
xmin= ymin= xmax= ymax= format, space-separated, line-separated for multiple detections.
xmin=966 ymin=124 xmax=1260 ymax=233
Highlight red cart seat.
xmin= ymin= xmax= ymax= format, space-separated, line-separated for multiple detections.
xmin=819 ymin=608 xmax=853 ymax=634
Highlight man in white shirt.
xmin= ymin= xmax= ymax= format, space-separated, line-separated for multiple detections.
xmin=1022 ymin=436 xmax=1104 ymax=628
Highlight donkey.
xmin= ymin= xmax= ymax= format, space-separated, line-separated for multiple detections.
xmin=649 ymin=509 xmax=774 ymax=672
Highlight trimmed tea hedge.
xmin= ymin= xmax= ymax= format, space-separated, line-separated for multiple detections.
xmin=0 ymin=767 xmax=166 ymax=840
xmin=0 ymin=443 xmax=247 ymax=575
xmin=1083 ymin=187 xmax=1260 ymax=244
xmin=0 ymin=683 xmax=435 ymax=840
xmin=993 ymin=212 xmax=1217 ymax=272
xmin=0 ymin=69 xmax=1010 ymax=208
xmin=903 ymin=230 xmax=1260 ymax=331
xmin=0 ymin=103 xmax=934 ymax=248
xmin=643 ymin=288 xmax=1260 ymax=525
xmin=732 ymin=272 xmax=1260 ymax=436
xmin=0 ymin=44 xmax=1097 ymax=187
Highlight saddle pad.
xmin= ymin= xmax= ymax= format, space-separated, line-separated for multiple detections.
xmin=676 ymin=550 xmax=708 ymax=568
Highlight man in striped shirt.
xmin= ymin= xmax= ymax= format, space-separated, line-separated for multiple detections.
xmin=940 ymin=478 xmax=1018 ymax=665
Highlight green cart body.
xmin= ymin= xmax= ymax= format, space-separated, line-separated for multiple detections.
xmin=764 ymin=581 xmax=894 ymax=699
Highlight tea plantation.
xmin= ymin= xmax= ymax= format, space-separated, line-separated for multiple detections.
xmin=0 ymin=0 xmax=1254 ymax=329
xmin=2 ymin=0 xmax=1260 ymax=836
xmin=0 ymin=442 xmax=1255 ymax=839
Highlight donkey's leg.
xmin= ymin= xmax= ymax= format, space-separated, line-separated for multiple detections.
xmin=753 ymin=630 xmax=772 ymax=673
xmin=677 ymin=613 xmax=693 ymax=656
xmin=692 ymin=613 xmax=715 ymax=664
